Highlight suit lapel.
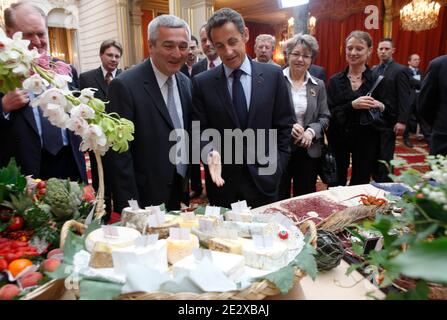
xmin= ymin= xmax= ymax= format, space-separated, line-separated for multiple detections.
xmin=247 ymin=61 xmax=264 ymax=126
xmin=22 ymin=105 xmax=38 ymax=135
xmin=143 ymin=61 xmax=174 ymax=129
xmin=304 ymin=82 xmax=317 ymax=126
xmin=214 ymin=65 xmax=240 ymax=127
xmin=94 ymin=67 xmax=108 ymax=98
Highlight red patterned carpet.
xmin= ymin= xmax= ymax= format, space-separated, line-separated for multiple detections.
xmin=105 ymin=134 xmax=429 ymax=223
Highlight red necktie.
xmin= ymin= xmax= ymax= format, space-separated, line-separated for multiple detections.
xmin=209 ymin=60 xmax=215 ymax=69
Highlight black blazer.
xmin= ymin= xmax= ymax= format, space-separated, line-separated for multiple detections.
xmin=105 ymin=59 xmax=193 ymax=212
xmin=191 ymin=58 xmax=208 ymax=78
xmin=372 ymin=60 xmax=413 ymax=126
xmin=0 ymin=66 xmax=87 ymax=181
xmin=192 ymin=59 xmax=294 ymax=197
xmin=418 ymin=55 xmax=447 ymax=155
xmin=309 ymin=64 xmax=327 ymax=82
xmin=79 ymin=67 xmax=122 ymax=102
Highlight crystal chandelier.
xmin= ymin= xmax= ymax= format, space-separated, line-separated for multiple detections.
xmin=400 ymin=0 xmax=442 ymax=31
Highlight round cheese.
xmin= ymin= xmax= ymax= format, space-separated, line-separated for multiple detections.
xmin=85 ymin=227 xmax=141 ymax=252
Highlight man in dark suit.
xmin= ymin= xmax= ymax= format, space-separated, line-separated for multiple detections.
xmin=192 ymin=8 xmax=294 ymax=208
xmin=418 ymin=55 xmax=447 ymax=155
xmin=372 ymin=38 xmax=413 ymax=182
xmin=0 ymin=3 xmax=86 ymax=182
xmin=188 ymin=24 xmax=223 ymax=201
xmin=106 ymin=15 xmax=192 ymax=212
xmin=79 ymin=39 xmax=123 ymax=217
xmin=180 ymin=35 xmax=199 ymax=78
xmin=309 ymin=64 xmax=326 ymax=82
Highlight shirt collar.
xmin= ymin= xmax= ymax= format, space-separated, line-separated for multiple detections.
xmin=207 ymin=56 xmax=222 ymax=68
xmin=283 ymin=67 xmax=318 ymax=86
xmin=151 ymin=58 xmax=171 ymax=88
xmin=223 ymin=55 xmax=252 ymax=79
xmin=101 ymin=65 xmax=117 ymax=78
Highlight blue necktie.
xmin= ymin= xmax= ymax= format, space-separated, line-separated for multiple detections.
xmin=377 ymin=63 xmax=386 ymax=75
xmin=232 ymin=69 xmax=248 ymax=129
xmin=39 ymin=107 xmax=63 ymax=155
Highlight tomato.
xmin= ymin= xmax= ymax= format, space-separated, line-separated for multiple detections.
xmin=4 ymin=253 xmax=20 ymax=263
xmin=10 ymin=241 xmax=27 ymax=248
xmin=0 ymin=258 xmax=8 ymax=271
xmin=36 ymin=181 xmax=46 ymax=189
xmin=6 ymin=216 xmax=24 ymax=231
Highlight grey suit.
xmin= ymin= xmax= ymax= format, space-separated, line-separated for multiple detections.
xmin=279 ymin=72 xmax=330 ymax=198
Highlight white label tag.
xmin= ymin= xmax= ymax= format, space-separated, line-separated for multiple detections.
xmin=273 ymin=213 xmax=294 ymax=229
xmin=102 ymin=225 xmax=120 ymax=238
xmin=216 ymin=227 xmax=238 ymax=240
xmin=145 ymin=205 xmax=162 ymax=215
xmin=193 ymin=248 xmax=213 ymax=261
xmin=205 ymin=206 xmax=221 ymax=217
xmin=147 ymin=211 xmax=166 ymax=227
xmin=135 ymin=234 xmax=159 ymax=247
xmin=180 ymin=212 xmax=196 ymax=221
xmin=128 ymin=199 xmax=140 ymax=211
xmin=231 ymin=200 xmax=248 ymax=213
xmin=253 ymin=235 xmax=274 ymax=248
xmin=199 ymin=219 xmax=215 ymax=232
xmin=170 ymin=227 xmax=191 ymax=240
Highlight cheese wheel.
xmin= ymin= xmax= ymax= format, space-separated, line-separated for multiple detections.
xmin=85 ymin=227 xmax=141 ymax=252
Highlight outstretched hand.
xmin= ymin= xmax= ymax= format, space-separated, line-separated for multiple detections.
xmin=208 ymin=150 xmax=225 ymax=187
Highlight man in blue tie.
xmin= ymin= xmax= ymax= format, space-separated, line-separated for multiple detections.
xmin=0 ymin=3 xmax=86 ymax=183
xmin=192 ymin=8 xmax=294 ymax=208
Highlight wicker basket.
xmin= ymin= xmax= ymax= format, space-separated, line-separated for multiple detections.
xmin=393 ymin=277 xmax=447 ymax=300
xmin=53 ymin=219 xmax=317 ymax=300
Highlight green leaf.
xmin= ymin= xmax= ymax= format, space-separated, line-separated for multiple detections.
xmin=264 ymin=265 xmax=296 ymax=295
xmin=391 ymin=238 xmax=447 ymax=284
xmin=63 ymin=230 xmax=85 ymax=265
xmin=351 ymin=242 xmax=365 ymax=256
xmin=292 ymin=241 xmax=318 ymax=280
xmin=79 ymin=279 xmax=123 ymax=300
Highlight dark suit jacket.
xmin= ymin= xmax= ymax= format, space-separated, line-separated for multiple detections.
xmin=284 ymin=75 xmax=330 ymax=158
xmin=191 ymin=59 xmax=208 ymax=78
xmin=79 ymin=67 xmax=122 ymax=102
xmin=418 ymin=55 xmax=447 ymax=155
xmin=372 ymin=60 xmax=413 ymax=127
xmin=405 ymin=67 xmax=423 ymax=91
xmin=192 ymin=59 xmax=294 ymax=197
xmin=0 ymin=65 xmax=86 ymax=181
xmin=106 ymin=59 xmax=193 ymax=212
xmin=309 ymin=64 xmax=327 ymax=82
xmin=180 ymin=64 xmax=191 ymax=78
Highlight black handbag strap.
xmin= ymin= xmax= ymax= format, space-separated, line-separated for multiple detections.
xmin=366 ymin=75 xmax=384 ymax=96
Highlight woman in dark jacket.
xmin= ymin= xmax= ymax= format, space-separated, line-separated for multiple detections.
xmin=279 ymin=34 xmax=330 ymax=198
xmin=327 ymin=31 xmax=388 ymax=186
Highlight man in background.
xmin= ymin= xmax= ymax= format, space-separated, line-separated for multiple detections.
xmin=253 ymin=34 xmax=280 ymax=67
xmin=180 ymin=35 xmax=199 ymax=78
xmin=373 ymin=38 xmax=413 ymax=182
xmin=79 ymin=39 xmax=123 ymax=218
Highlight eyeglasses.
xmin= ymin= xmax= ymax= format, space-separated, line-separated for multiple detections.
xmin=289 ymin=52 xmax=312 ymax=60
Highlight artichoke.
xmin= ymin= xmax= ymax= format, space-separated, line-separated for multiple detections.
xmin=44 ymin=178 xmax=83 ymax=220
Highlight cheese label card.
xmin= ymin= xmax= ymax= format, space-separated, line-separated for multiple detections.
xmin=102 ymin=225 xmax=120 ymax=238
xmin=216 ymin=227 xmax=238 ymax=240
xmin=128 ymin=199 xmax=140 ymax=211
xmin=231 ymin=200 xmax=248 ymax=213
xmin=205 ymin=206 xmax=221 ymax=217
xmin=145 ymin=206 xmax=162 ymax=215
xmin=253 ymin=235 xmax=274 ymax=248
xmin=170 ymin=227 xmax=191 ymax=240
xmin=180 ymin=212 xmax=196 ymax=221
xmin=193 ymin=248 xmax=213 ymax=261
xmin=147 ymin=211 xmax=166 ymax=227
xmin=199 ymin=219 xmax=215 ymax=232
xmin=273 ymin=213 xmax=294 ymax=229
xmin=135 ymin=234 xmax=159 ymax=247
